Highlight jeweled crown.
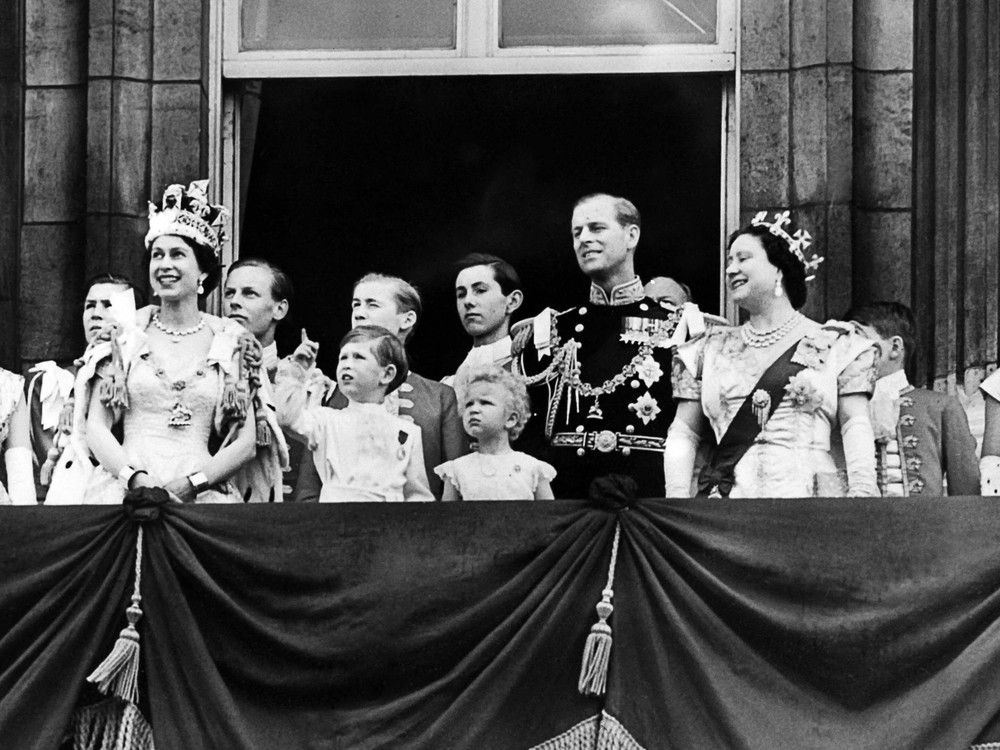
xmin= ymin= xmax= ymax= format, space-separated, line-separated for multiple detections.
xmin=750 ymin=210 xmax=825 ymax=281
xmin=145 ymin=180 xmax=229 ymax=258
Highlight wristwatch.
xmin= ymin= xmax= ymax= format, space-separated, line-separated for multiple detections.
xmin=187 ymin=471 xmax=210 ymax=494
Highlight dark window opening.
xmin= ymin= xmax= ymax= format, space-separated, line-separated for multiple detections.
xmin=242 ymin=74 xmax=722 ymax=378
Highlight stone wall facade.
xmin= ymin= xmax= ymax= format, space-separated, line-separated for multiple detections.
xmin=5 ymin=0 xmax=977 ymax=389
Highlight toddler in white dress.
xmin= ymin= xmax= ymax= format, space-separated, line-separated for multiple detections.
xmin=275 ymin=326 xmax=432 ymax=502
xmin=436 ymin=365 xmax=555 ymax=500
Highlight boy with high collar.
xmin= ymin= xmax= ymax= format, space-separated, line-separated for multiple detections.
xmin=848 ymin=301 xmax=979 ymax=496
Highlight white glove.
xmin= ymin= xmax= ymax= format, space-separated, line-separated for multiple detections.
xmin=841 ymin=413 xmax=878 ymax=497
xmin=663 ymin=419 xmax=699 ymax=497
xmin=5 ymin=446 xmax=36 ymax=505
xmin=980 ymin=456 xmax=1000 ymax=496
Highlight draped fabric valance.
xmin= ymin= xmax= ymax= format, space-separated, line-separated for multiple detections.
xmin=4 ymin=500 xmax=1000 ymax=749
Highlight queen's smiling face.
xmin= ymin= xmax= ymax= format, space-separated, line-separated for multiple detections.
xmin=725 ymin=233 xmax=780 ymax=310
xmin=149 ymin=235 xmax=204 ymax=302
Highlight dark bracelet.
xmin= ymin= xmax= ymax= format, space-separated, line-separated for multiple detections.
xmin=126 ymin=470 xmax=149 ymax=491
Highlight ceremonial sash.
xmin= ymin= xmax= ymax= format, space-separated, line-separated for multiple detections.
xmin=697 ymin=339 xmax=806 ymax=497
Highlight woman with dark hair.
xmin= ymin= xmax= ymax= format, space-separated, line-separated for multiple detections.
xmin=76 ymin=180 xmax=286 ymax=504
xmin=662 ymin=213 xmax=879 ymax=498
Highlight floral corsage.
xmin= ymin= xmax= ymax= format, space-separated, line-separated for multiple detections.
xmin=784 ymin=372 xmax=824 ymax=413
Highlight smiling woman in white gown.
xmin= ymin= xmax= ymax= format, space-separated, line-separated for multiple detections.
xmin=662 ymin=213 xmax=879 ymax=499
xmin=74 ymin=181 xmax=286 ymax=504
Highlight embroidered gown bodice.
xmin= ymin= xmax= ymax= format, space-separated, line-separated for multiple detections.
xmin=121 ymin=352 xmax=232 ymax=500
xmin=673 ymin=319 xmax=877 ymax=497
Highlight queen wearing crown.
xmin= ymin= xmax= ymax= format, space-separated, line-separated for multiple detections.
xmin=73 ymin=181 xmax=287 ymax=504
xmin=662 ymin=214 xmax=879 ymax=498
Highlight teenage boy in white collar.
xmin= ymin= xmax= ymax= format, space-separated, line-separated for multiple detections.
xmin=444 ymin=253 xmax=524 ymax=388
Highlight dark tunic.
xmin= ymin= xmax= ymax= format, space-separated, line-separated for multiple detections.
xmin=517 ymin=280 xmax=678 ymax=499
xmin=876 ymin=385 xmax=981 ymax=496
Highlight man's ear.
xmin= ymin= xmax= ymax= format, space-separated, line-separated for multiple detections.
xmin=889 ymin=335 xmax=906 ymax=362
xmin=505 ymin=289 xmax=523 ymax=316
xmin=626 ymin=223 xmax=640 ymax=250
xmin=379 ymin=363 xmax=397 ymax=387
xmin=398 ymin=309 xmax=417 ymax=337
xmin=273 ymin=299 xmax=289 ymax=322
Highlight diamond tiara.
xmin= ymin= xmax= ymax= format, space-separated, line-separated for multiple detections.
xmin=750 ymin=210 xmax=825 ymax=281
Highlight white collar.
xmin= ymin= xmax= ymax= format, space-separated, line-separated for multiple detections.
xmin=873 ymin=369 xmax=910 ymax=400
xmin=467 ymin=335 xmax=512 ymax=363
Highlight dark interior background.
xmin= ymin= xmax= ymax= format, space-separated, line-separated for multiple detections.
xmin=242 ymin=74 xmax=722 ymax=378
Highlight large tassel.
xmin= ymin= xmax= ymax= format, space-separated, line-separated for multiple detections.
xmin=40 ymin=396 xmax=75 ymax=485
xmin=578 ymin=521 xmax=621 ymax=696
xmin=98 ymin=335 xmax=129 ymax=412
xmin=87 ymin=527 xmax=145 ymax=704
xmin=254 ymin=409 xmax=271 ymax=448
xmin=39 ymin=441 xmax=61 ymax=486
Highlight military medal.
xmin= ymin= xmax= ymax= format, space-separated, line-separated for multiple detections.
xmin=587 ymin=396 xmax=604 ymax=420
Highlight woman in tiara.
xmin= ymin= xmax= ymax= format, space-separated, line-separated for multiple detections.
xmin=662 ymin=213 xmax=879 ymax=498
xmin=74 ymin=180 xmax=286 ymax=504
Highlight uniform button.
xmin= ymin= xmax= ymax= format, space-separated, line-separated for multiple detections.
xmin=639 ymin=303 xmax=649 ymax=311
xmin=576 ymin=448 xmax=586 ymax=457
xmin=574 ymin=323 xmax=584 ymax=333
xmin=625 ymin=425 xmax=635 ymax=434
xmin=575 ymin=425 xmax=585 ymax=433
xmin=578 ymin=307 xmax=587 ymax=315
xmin=631 ymin=379 xmax=640 ymax=388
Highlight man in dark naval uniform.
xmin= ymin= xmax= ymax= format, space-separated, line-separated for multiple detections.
xmin=516 ymin=193 xmax=682 ymax=499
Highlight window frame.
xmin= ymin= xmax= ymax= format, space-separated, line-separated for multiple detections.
xmin=208 ymin=0 xmax=741 ymax=320
xmin=222 ymin=0 xmax=737 ymax=78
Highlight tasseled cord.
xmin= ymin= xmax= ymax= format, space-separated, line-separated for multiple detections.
xmin=578 ymin=520 xmax=622 ymax=697
xmin=72 ymin=528 xmax=153 ymax=750
xmin=98 ymin=332 xmax=130 ymax=413
xmin=39 ymin=397 xmax=75 ymax=486
xmin=87 ymin=527 xmax=145 ymax=703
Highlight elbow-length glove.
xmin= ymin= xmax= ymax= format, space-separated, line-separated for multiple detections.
xmin=840 ymin=413 xmax=879 ymax=497
xmin=663 ymin=419 xmax=699 ymax=497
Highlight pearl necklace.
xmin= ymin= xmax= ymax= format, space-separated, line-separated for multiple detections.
xmin=152 ymin=313 xmax=206 ymax=341
xmin=740 ymin=312 xmax=802 ymax=348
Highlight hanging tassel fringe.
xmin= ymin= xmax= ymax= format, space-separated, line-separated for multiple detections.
xmin=73 ymin=698 xmax=154 ymax=750
xmin=578 ymin=521 xmax=621 ymax=696
xmin=255 ymin=410 xmax=271 ymax=448
xmin=39 ymin=442 xmax=61 ymax=486
xmin=99 ymin=333 xmax=129 ymax=412
xmin=87 ymin=527 xmax=145 ymax=704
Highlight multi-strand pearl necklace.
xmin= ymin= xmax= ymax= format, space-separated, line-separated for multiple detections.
xmin=740 ymin=311 xmax=802 ymax=348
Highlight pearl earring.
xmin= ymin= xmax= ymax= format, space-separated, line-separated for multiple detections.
xmin=774 ymin=278 xmax=783 ymax=297
xmin=197 ymin=282 xmax=205 ymax=295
